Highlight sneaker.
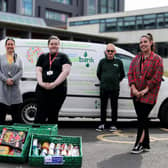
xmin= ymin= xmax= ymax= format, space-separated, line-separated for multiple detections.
xmin=131 ymin=144 xmax=144 ymax=154
xmin=143 ymin=147 xmax=150 ymax=152
xmin=96 ymin=124 xmax=105 ymax=132
xmin=109 ymin=125 xmax=117 ymax=132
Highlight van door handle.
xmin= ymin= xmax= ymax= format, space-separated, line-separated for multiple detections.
xmin=95 ymin=83 xmax=100 ymax=87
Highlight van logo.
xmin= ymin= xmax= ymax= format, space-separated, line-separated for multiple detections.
xmin=26 ymin=47 xmax=43 ymax=65
xmin=79 ymin=51 xmax=94 ymax=67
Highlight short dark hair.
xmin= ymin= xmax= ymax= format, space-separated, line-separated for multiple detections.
xmin=5 ymin=38 xmax=15 ymax=45
xmin=48 ymin=35 xmax=60 ymax=45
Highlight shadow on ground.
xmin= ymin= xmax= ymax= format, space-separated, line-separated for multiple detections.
xmin=97 ymin=152 xmax=142 ymax=168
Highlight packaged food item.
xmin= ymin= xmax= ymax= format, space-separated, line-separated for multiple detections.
xmin=42 ymin=142 xmax=49 ymax=151
xmin=72 ymin=146 xmax=80 ymax=156
xmin=61 ymin=144 xmax=68 ymax=156
xmin=32 ymin=139 xmax=39 ymax=156
xmin=0 ymin=128 xmax=27 ymax=150
xmin=0 ymin=145 xmax=10 ymax=155
xmin=48 ymin=143 xmax=55 ymax=155
xmin=40 ymin=149 xmax=48 ymax=156
xmin=8 ymin=149 xmax=21 ymax=156
xmin=67 ymin=144 xmax=73 ymax=156
xmin=55 ymin=143 xmax=61 ymax=156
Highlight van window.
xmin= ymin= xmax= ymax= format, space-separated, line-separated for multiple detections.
xmin=115 ymin=53 xmax=132 ymax=76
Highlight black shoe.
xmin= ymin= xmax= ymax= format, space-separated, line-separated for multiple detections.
xmin=143 ymin=147 xmax=150 ymax=152
xmin=131 ymin=144 xmax=144 ymax=154
xmin=109 ymin=125 xmax=117 ymax=132
xmin=96 ymin=124 xmax=105 ymax=132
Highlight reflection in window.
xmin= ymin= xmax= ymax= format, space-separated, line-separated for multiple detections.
xmin=21 ymin=0 xmax=33 ymax=16
xmin=0 ymin=0 xmax=7 ymax=11
xmin=99 ymin=0 xmax=107 ymax=14
xmin=106 ymin=22 xmax=117 ymax=32
xmin=108 ymin=0 xmax=115 ymax=12
xmin=115 ymin=54 xmax=132 ymax=75
xmin=88 ymin=0 xmax=96 ymax=15
xmin=45 ymin=9 xmax=68 ymax=22
xmin=144 ymin=18 xmax=155 ymax=29
xmin=124 ymin=17 xmax=136 ymax=30
xmin=0 ymin=0 xmax=2 ymax=11
xmin=136 ymin=19 xmax=143 ymax=29
xmin=157 ymin=16 xmax=164 ymax=28
xmin=50 ymin=0 xmax=72 ymax=5
xmin=100 ymin=23 xmax=105 ymax=32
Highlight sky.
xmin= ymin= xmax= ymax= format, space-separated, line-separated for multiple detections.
xmin=125 ymin=0 xmax=168 ymax=11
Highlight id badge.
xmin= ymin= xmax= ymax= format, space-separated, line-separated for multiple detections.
xmin=47 ymin=70 xmax=53 ymax=76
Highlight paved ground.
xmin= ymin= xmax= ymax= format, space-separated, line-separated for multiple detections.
xmin=0 ymin=121 xmax=168 ymax=168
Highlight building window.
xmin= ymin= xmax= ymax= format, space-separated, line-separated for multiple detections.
xmin=0 ymin=0 xmax=2 ymax=11
xmin=69 ymin=11 xmax=168 ymax=33
xmin=21 ymin=0 xmax=33 ymax=16
xmin=123 ymin=16 xmax=136 ymax=30
xmin=157 ymin=14 xmax=165 ymax=28
xmin=99 ymin=0 xmax=108 ymax=14
xmin=108 ymin=0 xmax=115 ymax=13
xmin=143 ymin=14 xmax=156 ymax=29
xmin=0 ymin=0 xmax=7 ymax=11
xmin=88 ymin=0 xmax=97 ymax=15
xmin=50 ymin=0 xmax=72 ymax=5
xmin=45 ymin=9 xmax=68 ymax=22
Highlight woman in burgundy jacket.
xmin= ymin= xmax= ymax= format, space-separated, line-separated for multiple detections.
xmin=128 ymin=33 xmax=163 ymax=154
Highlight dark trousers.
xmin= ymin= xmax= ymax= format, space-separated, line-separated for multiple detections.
xmin=0 ymin=103 xmax=22 ymax=124
xmin=100 ymin=89 xmax=119 ymax=126
xmin=133 ymin=98 xmax=155 ymax=148
xmin=35 ymin=87 xmax=67 ymax=124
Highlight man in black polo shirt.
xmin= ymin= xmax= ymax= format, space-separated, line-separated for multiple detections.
xmin=96 ymin=43 xmax=125 ymax=132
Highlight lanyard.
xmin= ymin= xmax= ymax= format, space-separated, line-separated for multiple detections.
xmin=49 ymin=52 xmax=58 ymax=69
xmin=140 ymin=52 xmax=153 ymax=74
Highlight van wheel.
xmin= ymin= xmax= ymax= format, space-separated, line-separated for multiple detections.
xmin=159 ymin=99 xmax=168 ymax=128
xmin=20 ymin=98 xmax=37 ymax=124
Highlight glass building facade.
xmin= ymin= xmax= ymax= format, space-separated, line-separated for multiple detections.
xmin=0 ymin=0 xmax=7 ymax=12
xmin=50 ymin=0 xmax=72 ymax=5
xmin=45 ymin=9 xmax=68 ymax=22
xmin=87 ymin=0 xmax=122 ymax=15
xmin=21 ymin=0 xmax=33 ymax=16
xmin=69 ymin=12 xmax=168 ymax=33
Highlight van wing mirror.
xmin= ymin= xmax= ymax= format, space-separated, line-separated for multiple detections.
xmin=95 ymin=83 xmax=100 ymax=87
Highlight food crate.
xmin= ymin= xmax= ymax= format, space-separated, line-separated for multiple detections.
xmin=13 ymin=123 xmax=58 ymax=136
xmin=29 ymin=134 xmax=82 ymax=168
xmin=0 ymin=125 xmax=31 ymax=163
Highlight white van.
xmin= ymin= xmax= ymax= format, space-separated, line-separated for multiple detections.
xmin=0 ymin=39 xmax=168 ymax=126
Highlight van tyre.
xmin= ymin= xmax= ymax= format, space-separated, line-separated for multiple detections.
xmin=159 ymin=99 xmax=168 ymax=128
xmin=20 ymin=98 xmax=37 ymax=124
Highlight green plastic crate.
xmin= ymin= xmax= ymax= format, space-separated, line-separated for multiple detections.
xmin=29 ymin=134 xmax=82 ymax=168
xmin=13 ymin=123 xmax=58 ymax=136
xmin=0 ymin=126 xmax=31 ymax=163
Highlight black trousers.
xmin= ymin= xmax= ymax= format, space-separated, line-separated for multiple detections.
xmin=100 ymin=89 xmax=119 ymax=126
xmin=0 ymin=103 xmax=22 ymax=124
xmin=35 ymin=86 xmax=67 ymax=124
xmin=133 ymin=98 xmax=155 ymax=148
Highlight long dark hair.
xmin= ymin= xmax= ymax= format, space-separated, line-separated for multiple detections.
xmin=141 ymin=33 xmax=155 ymax=51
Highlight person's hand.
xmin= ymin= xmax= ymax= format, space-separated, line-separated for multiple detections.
xmin=6 ymin=78 xmax=14 ymax=86
xmin=131 ymin=85 xmax=141 ymax=98
xmin=139 ymin=87 xmax=149 ymax=97
xmin=45 ymin=82 xmax=57 ymax=90
xmin=39 ymin=82 xmax=49 ymax=89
